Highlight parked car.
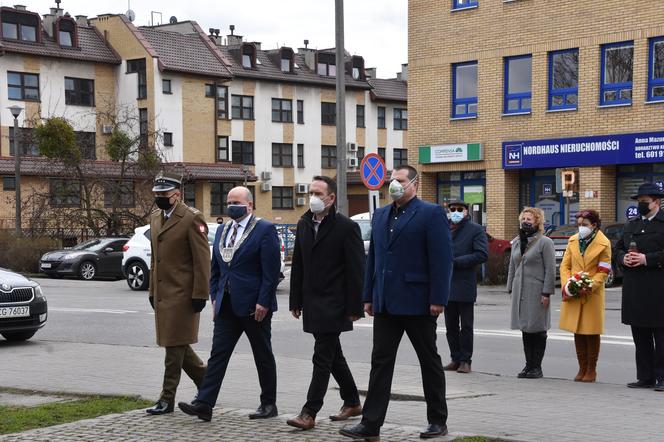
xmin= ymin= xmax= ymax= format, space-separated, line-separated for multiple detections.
xmin=40 ymin=237 xmax=129 ymax=280
xmin=350 ymin=212 xmax=372 ymax=254
xmin=122 ymin=223 xmax=285 ymax=291
xmin=485 ymin=230 xmax=512 ymax=276
xmin=0 ymin=268 xmax=47 ymax=341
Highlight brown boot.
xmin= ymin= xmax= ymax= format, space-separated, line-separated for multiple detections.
xmin=457 ymin=362 xmax=471 ymax=373
xmin=287 ymin=411 xmax=315 ymax=430
xmin=329 ymin=404 xmax=362 ymax=421
xmin=443 ymin=361 xmax=460 ymax=371
xmin=582 ymin=335 xmax=600 ymax=382
xmin=573 ymin=334 xmax=587 ymax=382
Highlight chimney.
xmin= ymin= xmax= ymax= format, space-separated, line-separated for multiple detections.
xmin=42 ymin=13 xmax=56 ymax=38
xmin=76 ymin=15 xmax=88 ymax=26
xmin=365 ymin=67 xmax=376 ymax=79
xmin=298 ymin=39 xmax=316 ymax=71
xmin=400 ymin=63 xmax=408 ymax=82
xmin=226 ymin=25 xmax=243 ymax=46
xmin=13 ymin=5 xmax=27 ymax=11
xmin=208 ymin=28 xmax=222 ymax=46
xmin=252 ymin=41 xmax=261 ymax=51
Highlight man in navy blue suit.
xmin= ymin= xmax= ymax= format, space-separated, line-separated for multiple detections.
xmin=178 ymin=186 xmax=281 ymax=422
xmin=340 ymin=165 xmax=453 ymax=441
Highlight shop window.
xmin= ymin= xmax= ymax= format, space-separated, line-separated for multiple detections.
xmin=297 ymin=143 xmax=304 ymax=168
xmin=231 ymin=95 xmax=254 ymax=120
xmin=377 ymin=107 xmax=386 ymax=129
xmin=600 ymin=41 xmax=633 ymax=105
xmin=272 ymin=143 xmax=293 ymax=167
xmin=272 ymin=98 xmax=293 ymax=123
xmin=231 ymin=141 xmax=254 ymax=165
xmin=356 ymin=105 xmax=365 ymax=127
xmin=452 ymin=61 xmax=478 ymax=117
xmin=8 ymin=71 xmax=39 ymax=101
xmin=321 ymin=102 xmax=336 ymax=125
xmin=548 ymin=49 xmax=578 ymax=110
xmin=216 ymin=136 xmax=229 ymax=162
xmin=393 ymin=108 xmax=408 ymax=130
xmin=321 ymin=145 xmax=336 ymax=169
xmin=453 ymin=0 xmax=478 ymax=9
xmin=65 ymin=77 xmax=95 ymax=107
xmin=297 ymin=100 xmax=304 ymax=124
xmin=504 ymin=55 xmax=532 ymax=113
xmin=272 ymin=187 xmax=294 ymax=210
xmin=648 ymin=37 xmax=664 ymax=102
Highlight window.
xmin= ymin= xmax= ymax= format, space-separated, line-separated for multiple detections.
xmin=377 ymin=106 xmax=386 ymax=129
xmin=65 ymin=77 xmax=94 ymax=107
xmin=232 ymin=141 xmax=254 ymax=165
xmin=76 ymin=131 xmax=96 ymax=160
xmin=127 ymin=58 xmax=147 ymax=99
xmin=600 ymin=41 xmax=633 ymax=105
xmin=321 ymin=102 xmax=336 ymax=125
xmin=162 ymin=79 xmax=172 ymax=94
xmin=8 ymin=71 xmax=39 ymax=101
xmin=352 ymin=67 xmax=360 ymax=80
xmin=297 ymin=143 xmax=304 ymax=168
xmin=139 ymin=108 xmax=148 ymax=149
xmin=394 ymin=108 xmax=408 ymax=130
xmin=59 ymin=30 xmax=72 ymax=46
xmin=231 ymin=95 xmax=254 ymax=119
xmin=3 ymin=177 xmax=15 ymax=191
xmin=549 ymin=49 xmax=579 ymax=110
xmin=205 ymin=84 xmax=215 ymax=97
xmin=280 ymin=49 xmax=294 ymax=73
xmin=648 ymin=37 xmax=664 ymax=102
xmin=57 ymin=19 xmax=76 ymax=47
xmin=378 ymin=147 xmax=386 ymax=160
xmin=356 ymin=105 xmax=365 ymax=127
xmin=1 ymin=13 xmax=37 ymax=42
xmin=50 ymin=179 xmax=80 ymax=207
xmin=504 ymin=55 xmax=532 ymax=113
xmin=452 ymin=62 xmax=478 ymax=117
xmin=357 ymin=146 xmax=365 ymax=162
xmin=216 ymin=136 xmax=229 ymax=162
xmin=242 ymin=44 xmax=256 ymax=69
xmin=9 ymin=127 xmax=39 ymax=157
xmin=393 ymin=148 xmax=408 ymax=167
xmin=272 ymin=98 xmax=293 ymax=123
xmin=317 ymin=53 xmax=336 ymax=77
xmin=184 ymin=184 xmax=196 ymax=208
xmin=297 ymin=100 xmax=304 ymax=124
xmin=164 ymin=132 xmax=173 ymax=147
xmin=272 ymin=187 xmax=294 ymax=210
xmin=104 ymin=181 xmax=134 ymax=208
xmin=2 ymin=22 xmax=17 ymax=39
xmin=321 ymin=145 xmax=337 ymax=169
xmin=272 ymin=143 xmax=293 ymax=167
xmin=216 ymin=86 xmax=228 ymax=119
xmin=210 ymin=182 xmax=236 ymax=215
xmin=453 ymin=0 xmax=478 ymax=9
xmin=281 ymin=58 xmax=291 ymax=72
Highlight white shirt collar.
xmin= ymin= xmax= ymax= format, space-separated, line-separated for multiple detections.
xmin=163 ymin=206 xmax=176 ymax=218
xmin=234 ymin=214 xmax=252 ymax=229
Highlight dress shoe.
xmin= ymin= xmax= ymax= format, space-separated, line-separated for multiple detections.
xmin=456 ymin=362 xmax=471 ymax=374
xmin=178 ymin=400 xmax=212 ymax=422
xmin=330 ymin=404 xmax=362 ymax=421
xmin=627 ymin=379 xmax=655 ymax=388
xmin=145 ymin=400 xmax=174 ymax=415
xmin=443 ymin=361 xmax=460 ymax=371
xmin=655 ymin=380 xmax=664 ymax=392
xmin=249 ymin=403 xmax=278 ymax=419
xmin=420 ymin=423 xmax=448 ymax=439
xmin=517 ymin=366 xmax=529 ymax=378
xmin=286 ymin=411 xmax=315 ymax=430
xmin=524 ymin=367 xmax=543 ymax=379
xmin=339 ymin=422 xmax=380 ymax=441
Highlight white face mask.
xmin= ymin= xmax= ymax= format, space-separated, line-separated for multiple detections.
xmin=578 ymin=226 xmax=593 ymax=239
xmin=309 ymin=195 xmax=326 ymax=214
xmin=389 ymin=177 xmax=415 ymax=201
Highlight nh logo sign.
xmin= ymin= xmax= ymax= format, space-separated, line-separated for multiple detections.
xmin=505 ymin=144 xmax=523 ymax=166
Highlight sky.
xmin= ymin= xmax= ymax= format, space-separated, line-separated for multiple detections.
xmin=5 ymin=0 xmax=408 ymax=79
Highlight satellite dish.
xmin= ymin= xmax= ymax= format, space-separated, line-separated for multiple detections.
xmin=126 ymin=9 xmax=136 ymax=22
xmin=169 ymin=16 xmax=177 ymax=24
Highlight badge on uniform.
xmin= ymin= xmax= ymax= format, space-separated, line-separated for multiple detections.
xmin=221 ymin=247 xmax=234 ymax=262
xmin=198 ymin=224 xmax=206 ymax=236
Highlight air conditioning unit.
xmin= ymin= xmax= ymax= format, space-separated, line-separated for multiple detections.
xmin=260 ymin=182 xmax=272 ymax=192
xmin=296 ymin=197 xmax=306 ymax=206
xmin=296 ymin=183 xmax=309 ymax=194
xmin=348 ymin=157 xmax=359 ymax=168
xmin=260 ymin=171 xmax=272 ymax=181
xmin=102 ymin=124 xmax=114 ymax=134
xmin=347 ymin=142 xmax=357 ymax=152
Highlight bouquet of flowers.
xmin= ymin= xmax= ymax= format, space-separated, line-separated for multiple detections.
xmin=563 ymin=272 xmax=593 ymax=301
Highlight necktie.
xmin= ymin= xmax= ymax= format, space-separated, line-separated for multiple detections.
xmin=228 ymin=223 xmax=239 ymax=247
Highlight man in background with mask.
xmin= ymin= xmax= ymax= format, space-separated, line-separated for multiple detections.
xmin=286 ymin=176 xmax=365 ymax=430
xmin=616 ymin=182 xmax=664 ymax=391
xmin=178 ymin=186 xmax=281 ymax=421
xmin=146 ymin=172 xmax=211 ymax=415
xmin=341 ymin=165 xmax=453 ymax=441
xmin=443 ymin=200 xmax=487 ymax=375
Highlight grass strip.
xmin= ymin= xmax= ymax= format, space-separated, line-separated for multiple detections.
xmin=0 ymin=395 xmax=152 ymax=435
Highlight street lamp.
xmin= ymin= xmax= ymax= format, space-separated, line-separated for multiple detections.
xmin=8 ymin=105 xmax=23 ymax=236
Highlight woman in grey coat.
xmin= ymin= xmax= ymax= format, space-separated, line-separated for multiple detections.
xmin=507 ymin=207 xmax=556 ymax=379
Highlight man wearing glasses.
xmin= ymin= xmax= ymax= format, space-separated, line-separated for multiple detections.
xmin=178 ymin=186 xmax=282 ymax=421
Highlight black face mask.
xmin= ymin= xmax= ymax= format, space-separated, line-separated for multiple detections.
xmin=638 ymin=201 xmax=652 ymax=217
xmin=155 ymin=196 xmax=174 ymax=211
xmin=520 ymin=222 xmax=537 ymax=235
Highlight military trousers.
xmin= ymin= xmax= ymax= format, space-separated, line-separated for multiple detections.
xmin=160 ymin=345 xmax=206 ymax=403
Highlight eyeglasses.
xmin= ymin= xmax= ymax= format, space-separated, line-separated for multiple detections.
xmin=449 ymin=207 xmax=465 ymax=213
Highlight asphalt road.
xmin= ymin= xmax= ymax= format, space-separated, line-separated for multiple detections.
xmin=18 ymin=272 xmax=638 ymax=386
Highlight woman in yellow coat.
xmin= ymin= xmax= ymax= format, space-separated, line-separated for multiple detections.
xmin=559 ymin=209 xmax=612 ymax=383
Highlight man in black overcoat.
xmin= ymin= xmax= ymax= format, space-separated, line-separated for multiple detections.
xmin=287 ymin=176 xmax=366 ymax=430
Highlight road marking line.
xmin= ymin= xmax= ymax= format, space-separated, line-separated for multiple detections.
xmin=50 ymin=307 xmax=139 ymax=314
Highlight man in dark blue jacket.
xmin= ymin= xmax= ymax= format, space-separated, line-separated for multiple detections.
xmin=340 ymin=165 xmax=453 ymax=441
xmin=178 ymin=186 xmax=281 ymax=422
xmin=443 ymin=200 xmax=488 ymax=374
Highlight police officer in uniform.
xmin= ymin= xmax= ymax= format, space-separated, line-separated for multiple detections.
xmin=145 ymin=172 xmax=211 ymax=415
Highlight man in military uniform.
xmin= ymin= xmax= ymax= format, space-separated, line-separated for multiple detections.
xmin=145 ymin=172 xmax=211 ymax=415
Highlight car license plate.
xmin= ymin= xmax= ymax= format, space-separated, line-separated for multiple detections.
xmin=41 ymin=262 xmax=52 ymax=269
xmin=0 ymin=306 xmax=30 ymax=318
xmin=555 ymin=251 xmax=564 ymax=258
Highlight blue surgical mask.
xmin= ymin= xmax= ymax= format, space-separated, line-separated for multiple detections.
xmin=227 ymin=204 xmax=248 ymax=221
xmin=450 ymin=211 xmax=464 ymax=224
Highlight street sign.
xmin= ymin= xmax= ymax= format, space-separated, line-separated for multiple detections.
xmin=360 ymin=153 xmax=386 ymax=190
xmin=369 ymin=190 xmax=380 ymax=217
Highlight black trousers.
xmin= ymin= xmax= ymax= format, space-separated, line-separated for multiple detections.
xmin=361 ymin=314 xmax=447 ymax=430
xmin=196 ymin=296 xmax=277 ymax=407
xmin=631 ymin=326 xmax=664 ymax=382
xmin=444 ymin=301 xmax=474 ymax=363
xmin=303 ymin=332 xmax=360 ymax=415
